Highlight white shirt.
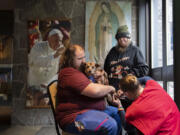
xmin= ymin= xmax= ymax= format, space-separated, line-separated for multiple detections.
xmin=28 ymin=41 xmax=60 ymax=89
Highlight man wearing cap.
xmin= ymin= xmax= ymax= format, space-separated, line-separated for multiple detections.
xmin=104 ymin=25 xmax=149 ymax=109
xmin=28 ymin=29 xmax=64 ymax=91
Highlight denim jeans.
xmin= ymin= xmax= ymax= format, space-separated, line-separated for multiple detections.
xmin=64 ymin=106 xmax=122 ymax=135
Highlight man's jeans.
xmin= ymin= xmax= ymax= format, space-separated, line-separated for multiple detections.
xmin=64 ymin=106 xmax=122 ymax=135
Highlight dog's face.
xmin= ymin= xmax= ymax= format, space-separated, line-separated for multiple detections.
xmin=84 ymin=62 xmax=97 ymax=76
xmin=84 ymin=62 xmax=109 ymax=85
xmin=94 ymin=66 xmax=109 ymax=85
xmin=94 ymin=67 xmax=104 ymax=78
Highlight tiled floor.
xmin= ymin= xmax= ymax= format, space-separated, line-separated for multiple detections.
xmin=0 ymin=107 xmax=126 ymax=135
xmin=0 ymin=125 xmax=127 ymax=135
xmin=0 ymin=126 xmax=39 ymax=135
xmin=0 ymin=126 xmax=57 ymax=135
xmin=0 ymin=106 xmax=57 ymax=135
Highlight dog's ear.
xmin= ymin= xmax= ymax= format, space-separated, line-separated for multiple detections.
xmin=83 ymin=62 xmax=87 ymax=66
xmin=95 ymin=63 xmax=100 ymax=68
xmin=89 ymin=62 xmax=93 ymax=66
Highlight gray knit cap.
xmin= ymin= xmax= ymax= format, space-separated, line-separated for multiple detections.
xmin=115 ymin=25 xmax=130 ymax=40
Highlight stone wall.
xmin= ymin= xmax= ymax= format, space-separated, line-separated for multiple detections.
xmin=12 ymin=0 xmax=138 ymax=126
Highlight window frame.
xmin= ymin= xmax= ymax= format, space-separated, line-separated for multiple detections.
xmin=139 ymin=0 xmax=174 ymax=93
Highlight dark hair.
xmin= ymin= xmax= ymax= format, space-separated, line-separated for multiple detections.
xmin=119 ymin=75 xmax=140 ymax=93
xmin=52 ymin=21 xmax=71 ymax=32
xmin=59 ymin=44 xmax=84 ymax=69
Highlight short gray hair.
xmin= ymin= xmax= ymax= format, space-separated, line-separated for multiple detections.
xmin=48 ymin=29 xmax=63 ymax=39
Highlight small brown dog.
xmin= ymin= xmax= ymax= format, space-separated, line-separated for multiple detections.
xmin=83 ymin=62 xmax=97 ymax=78
xmin=83 ymin=62 xmax=115 ymax=104
xmin=94 ymin=66 xmax=109 ymax=85
xmin=83 ymin=62 xmax=108 ymax=85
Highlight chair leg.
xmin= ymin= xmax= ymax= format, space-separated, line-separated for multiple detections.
xmin=55 ymin=122 xmax=61 ymax=135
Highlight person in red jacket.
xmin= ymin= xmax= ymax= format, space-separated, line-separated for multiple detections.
xmin=112 ymin=74 xmax=180 ymax=135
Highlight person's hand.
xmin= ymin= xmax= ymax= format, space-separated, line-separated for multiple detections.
xmin=60 ymin=27 xmax=70 ymax=39
xmin=54 ymin=46 xmax=65 ymax=58
xmin=112 ymin=93 xmax=123 ymax=108
xmin=109 ymin=86 xmax=116 ymax=93
xmin=117 ymin=89 xmax=123 ymax=97
xmin=116 ymin=89 xmax=126 ymax=99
